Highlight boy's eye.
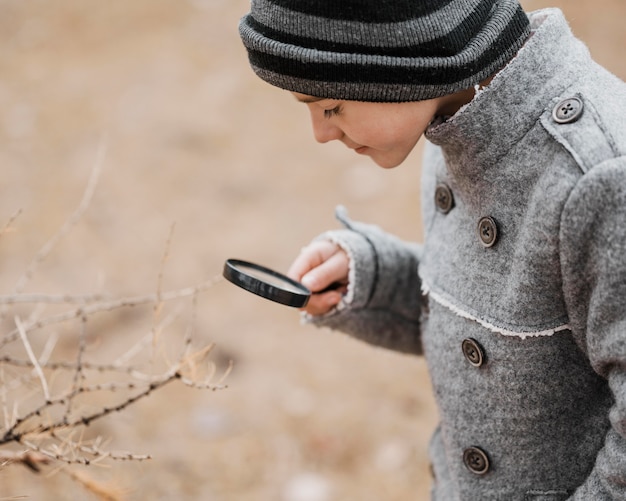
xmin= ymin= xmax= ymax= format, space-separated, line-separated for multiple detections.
xmin=323 ymin=105 xmax=342 ymax=118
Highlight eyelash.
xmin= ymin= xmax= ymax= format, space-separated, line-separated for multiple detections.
xmin=323 ymin=105 xmax=342 ymax=119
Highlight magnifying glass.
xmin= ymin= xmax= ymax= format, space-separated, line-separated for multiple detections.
xmin=222 ymin=259 xmax=313 ymax=308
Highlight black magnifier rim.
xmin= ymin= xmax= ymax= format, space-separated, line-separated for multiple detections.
xmin=223 ymin=259 xmax=311 ymax=308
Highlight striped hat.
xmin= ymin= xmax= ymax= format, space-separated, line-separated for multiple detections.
xmin=239 ymin=0 xmax=531 ymax=102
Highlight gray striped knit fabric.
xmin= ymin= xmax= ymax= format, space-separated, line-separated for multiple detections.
xmin=239 ymin=0 xmax=531 ymax=102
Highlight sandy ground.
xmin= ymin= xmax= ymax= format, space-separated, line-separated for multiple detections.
xmin=0 ymin=1 xmax=624 ymax=500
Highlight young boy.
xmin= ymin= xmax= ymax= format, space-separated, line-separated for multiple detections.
xmin=239 ymin=1 xmax=626 ymax=499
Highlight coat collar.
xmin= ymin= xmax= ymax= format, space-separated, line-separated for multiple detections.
xmin=425 ymin=8 xmax=591 ymax=174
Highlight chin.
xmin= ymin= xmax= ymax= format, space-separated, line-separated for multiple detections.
xmin=371 ymin=156 xmax=405 ymax=169
xmin=366 ymin=149 xmax=410 ymax=169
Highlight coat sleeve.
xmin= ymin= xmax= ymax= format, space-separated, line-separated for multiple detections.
xmin=560 ymin=158 xmax=626 ymax=500
xmin=303 ymin=206 xmax=424 ymax=355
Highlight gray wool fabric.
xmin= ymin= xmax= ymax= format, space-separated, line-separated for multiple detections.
xmin=239 ymin=0 xmax=531 ymax=102
xmin=305 ymin=9 xmax=626 ymax=500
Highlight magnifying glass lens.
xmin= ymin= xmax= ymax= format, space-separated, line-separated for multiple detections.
xmin=234 ymin=264 xmax=306 ymax=294
xmin=223 ymin=259 xmax=311 ymax=307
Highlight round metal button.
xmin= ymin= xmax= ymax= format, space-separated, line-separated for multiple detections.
xmin=552 ymin=97 xmax=584 ymax=124
xmin=434 ymin=183 xmax=454 ymax=214
xmin=463 ymin=447 xmax=490 ymax=475
xmin=462 ymin=338 xmax=485 ymax=367
xmin=477 ymin=216 xmax=498 ymax=248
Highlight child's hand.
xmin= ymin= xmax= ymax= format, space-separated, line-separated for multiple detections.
xmin=287 ymin=240 xmax=349 ymax=316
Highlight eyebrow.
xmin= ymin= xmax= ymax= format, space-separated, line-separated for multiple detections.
xmin=294 ymin=95 xmax=325 ymax=104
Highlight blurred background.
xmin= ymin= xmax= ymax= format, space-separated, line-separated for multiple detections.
xmin=0 ymin=1 xmax=624 ymax=499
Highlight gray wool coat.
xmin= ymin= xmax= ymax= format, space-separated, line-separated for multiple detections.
xmin=305 ymin=9 xmax=626 ymax=501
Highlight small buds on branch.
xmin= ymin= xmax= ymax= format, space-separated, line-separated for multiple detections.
xmin=0 ymin=142 xmax=230 ymax=478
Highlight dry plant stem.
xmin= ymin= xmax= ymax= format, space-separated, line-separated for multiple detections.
xmin=1 ymin=346 xmax=228 ymax=446
xmin=0 ymin=140 xmax=230 ymax=475
xmin=113 ymin=331 xmax=159 ymax=369
xmin=0 ymin=357 xmax=144 ymax=378
xmin=0 ymin=450 xmax=50 ymax=472
xmin=64 ymin=314 xmax=88 ymax=424
xmin=0 ymin=293 xmax=110 ymax=305
xmin=148 ymin=223 xmax=177 ymax=382
xmin=14 ymin=316 xmax=50 ymax=403
xmin=38 ymin=332 xmax=58 ymax=368
xmin=0 ymin=370 xmax=7 ymax=430
xmin=1 ymin=368 xmax=178 ymax=445
xmin=0 ymin=368 xmax=17 ymax=433
xmin=14 ymin=138 xmax=107 ymax=294
xmin=179 ymin=292 xmax=198 ymax=361
xmin=0 ymin=354 xmax=210 ymax=383
xmin=62 ymin=467 xmax=126 ymax=501
xmin=0 ymin=275 xmax=223 ymax=350
xmin=180 ymin=358 xmax=233 ymax=390
xmin=153 ymin=223 xmax=176 ymax=339
xmin=22 ymin=432 xmax=151 ymax=466
xmin=113 ymin=303 xmax=184 ymax=374
xmin=0 ymin=209 xmax=22 ymax=239
xmin=58 ymin=433 xmax=151 ymax=462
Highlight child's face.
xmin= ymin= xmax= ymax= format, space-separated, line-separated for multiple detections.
xmin=293 ymin=92 xmax=442 ymax=168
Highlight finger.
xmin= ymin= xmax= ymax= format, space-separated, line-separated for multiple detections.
xmin=287 ymin=240 xmax=341 ymax=282
xmin=301 ymin=250 xmax=349 ymax=292
xmin=301 ymin=290 xmax=343 ymax=316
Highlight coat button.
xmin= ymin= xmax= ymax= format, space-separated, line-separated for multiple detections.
xmin=463 ymin=447 xmax=490 ymax=475
xmin=434 ymin=183 xmax=454 ymax=214
xmin=552 ymin=97 xmax=584 ymax=124
xmin=462 ymin=338 xmax=485 ymax=367
xmin=477 ymin=216 xmax=498 ymax=247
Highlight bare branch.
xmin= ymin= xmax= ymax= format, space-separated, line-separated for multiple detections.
xmin=0 ymin=293 xmax=111 ymax=305
xmin=0 ymin=144 xmax=230 ymax=480
xmin=0 ymin=275 xmax=222 ymax=350
xmin=0 ymin=209 xmax=22 ymax=239
xmin=0 ymin=449 xmax=50 ymax=472
xmin=14 ymin=137 xmax=107 ymax=294
xmin=62 ymin=467 xmax=127 ymax=501
xmin=64 ymin=314 xmax=88 ymax=423
xmin=150 ymin=222 xmax=176 ymax=372
xmin=14 ymin=316 xmax=50 ymax=403
xmin=1 ymin=368 xmax=10 ymax=431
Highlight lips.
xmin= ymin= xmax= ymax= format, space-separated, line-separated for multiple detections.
xmin=342 ymin=139 xmax=367 ymax=154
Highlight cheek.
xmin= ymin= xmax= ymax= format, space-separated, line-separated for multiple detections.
xmin=371 ymin=125 xmax=424 ymax=152
xmin=374 ymin=115 xmax=432 ymax=149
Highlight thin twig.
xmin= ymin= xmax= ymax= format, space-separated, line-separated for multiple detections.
xmin=112 ymin=332 xmax=153 ymax=368
xmin=0 ymin=356 xmax=189 ymax=384
xmin=45 ymin=430 xmax=151 ymax=465
xmin=113 ymin=303 xmax=183 ymax=372
xmin=14 ymin=316 xmax=50 ymax=403
xmin=0 ymin=275 xmax=223 ymax=350
xmin=38 ymin=332 xmax=58 ymax=367
xmin=180 ymin=291 xmax=198 ymax=361
xmin=1 ymin=368 xmax=9 ymax=431
xmin=39 ymin=367 xmax=179 ymax=436
xmin=14 ymin=137 xmax=107 ymax=294
xmin=64 ymin=314 xmax=88 ymax=423
xmin=0 ymin=450 xmax=50 ymax=472
xmin=155 ymin=223 xmax=176 ymax=309
xmin=1 ymin=342 xmax=228 ymax=447
xmin=0 ymin=209 xmax=22 ymax=239
xmin=62 ymin=467 xmax=127 ymax=501
xmin=0 ymin=293 xmax=111 ymax=305
xmin=1 ymin=368 xmax=177 ymax=444
xmin=151 ymin=223 xmax=176 ymax=370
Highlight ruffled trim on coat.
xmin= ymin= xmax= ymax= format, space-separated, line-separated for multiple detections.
xmin=421 ymin=280 xmax=570 ymax=340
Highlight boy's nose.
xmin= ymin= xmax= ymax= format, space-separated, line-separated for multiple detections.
xmin=310 ymin=112 xmax=343 ymax=144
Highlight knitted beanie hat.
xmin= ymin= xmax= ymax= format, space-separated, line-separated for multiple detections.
xmin=239 ymin=0 xmax=530 ymax=102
